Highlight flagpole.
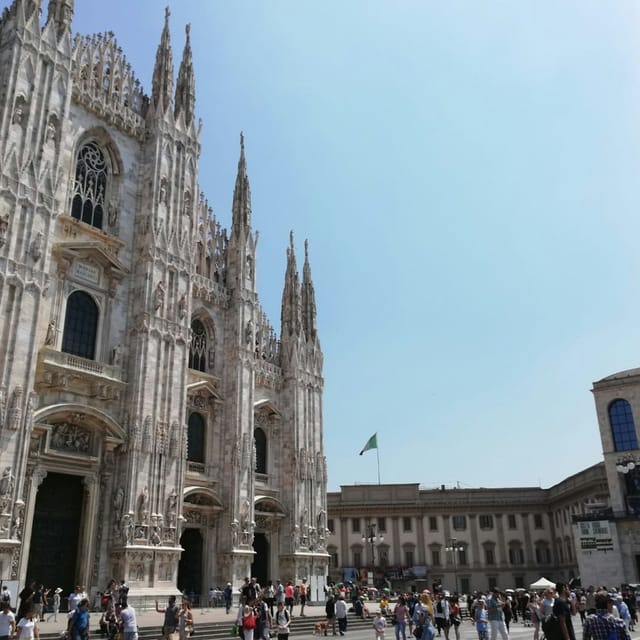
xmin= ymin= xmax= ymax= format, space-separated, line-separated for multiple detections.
xmin=376 ymin=445 xmax=380 ymax=485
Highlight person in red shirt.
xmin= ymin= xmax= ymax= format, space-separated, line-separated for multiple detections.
xmin=284 ymin=583 xmax=295 ymax=618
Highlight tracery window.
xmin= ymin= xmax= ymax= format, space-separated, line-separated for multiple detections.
xmin=187 ymin=412 xmax=205 ymax=464
xmin=609 ymin=399 xmax=639 ymax=452
xmin=71 ymin=141 xmax=108 ymax=229
xmin=189 ymin=319 xmax=207 ymax=372
xmin=254 ymin=428 xmax=267 ymax=474
xmin=61 ymin=291 xmax=99 ymax=360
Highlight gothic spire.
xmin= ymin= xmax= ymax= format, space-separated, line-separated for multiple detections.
xmin=46 ymin=0 xmax=73 ymax=38
xmin=281 ymin=231 xmax=302 ymax=339
xmin=232 ymin=132 xmax=252 ymax=233
xmin=151 ymin=6 xmax=174 ymax=114
xmin=175 ymin=23 xmax=195 ymax=126
xmin=301 ymin=239 xmax=318 ymax=342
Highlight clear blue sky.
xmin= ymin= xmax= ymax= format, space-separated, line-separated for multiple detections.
xmin=72 ymin=1 xmax=640 ymax=491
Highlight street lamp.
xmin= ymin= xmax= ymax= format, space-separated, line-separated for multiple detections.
xmin=616 ymin=456 xmax=638 ymax=474
xmin=362 ymin=522 xmax=383 ymax=567
xmin=445 ymin=538 xmax=464 ymax=595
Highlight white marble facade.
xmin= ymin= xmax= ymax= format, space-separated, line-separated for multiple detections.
xmin=0 ymin=0 xmax=328 ymax=599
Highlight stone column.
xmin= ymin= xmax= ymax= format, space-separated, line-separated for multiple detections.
xmin=392 ymin=517 xmax=401 ymax=566
xmin=416 ymin=515 xmax=426 ymax=564
xmin=78 ymin=474 xmax=100 ymax=588
xmin=495 ymin=514 xmax=507 ymax=566
xmin=469 ymin=514 xmax=480 ymax=568
xmin=521 ymin=512 xmax=533 ymax=565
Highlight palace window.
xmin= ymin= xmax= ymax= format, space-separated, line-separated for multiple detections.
xmin=254 ymin=428 xmax=267 ymax=474
xmin=71 ymin=141 xmax=108 ymax=229
xmin=61 ymin=291 xmax=99 ymax=360
xmin=452 ymin=515 xmax=467 ymax=531
xmin=352 ymin=518 xmax=361 ymax=533
xmin=377 ymin=517 xmax=386 ymax=532
xmin=403 ymin=517 xmax=412 ymax=532
xmin=507 ymin=514 xmax=517 ymax=529
xmin=189 ymin=319 xmax=207 ymax=372
xmin=479 ymin=515 xmax=494 ymax=530
xmin=534 ymin=514 xmax=544 ymax=529
xmin=609 ymin=399 xmax=639 ymax=452
xmin=484 ymin=545 xmax=496 ymax=565
xmin=429 ymin=516 xmax=438 ymax=531
xmin=187 ymin=412 xmax=205 ymax=464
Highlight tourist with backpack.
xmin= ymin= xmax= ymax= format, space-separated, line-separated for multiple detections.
xmin=433 ymin=594 xmax=449 ymax=640
xmin=256 ymin=597 xmax=271 ymax=640
xmin=274 ymin=601 xmax=290 ymax=640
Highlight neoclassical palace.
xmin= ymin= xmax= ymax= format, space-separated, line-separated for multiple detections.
xmin=327 ymin=464 xmax=610 ymax=593
xmin=328 ymin=368 xmax=640 ymax=592
xmin=0 ymin=0 xmax=328 ymax=600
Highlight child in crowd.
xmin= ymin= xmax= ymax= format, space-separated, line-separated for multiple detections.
xmin=474 ymin=599 xmax=488 ymax=640
xmin=373 ymin=610 xmax=387 ymax=640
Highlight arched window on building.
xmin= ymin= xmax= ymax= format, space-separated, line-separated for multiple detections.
xmin=61 ymin=291 xmax=99 ymax=360
xmin=609 ymin=399 xmax=639 ymax=452
xmin=71 ymin=141 xmax=108 ymax=229
xmin=189 ymin=319 xmax=207 ymax=372
xmin=254 ymin=427 xmax=267 ymax=474
xmin=187 ymin=412 xmax=205 ymax=464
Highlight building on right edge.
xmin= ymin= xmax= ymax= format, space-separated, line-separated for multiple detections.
xmin=585 ymin=368 xmax=640 ymax=585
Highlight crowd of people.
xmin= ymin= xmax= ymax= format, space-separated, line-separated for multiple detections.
xmin=334 ymin=583 xmax=637 ymax=640
xmin=232 ymin=576 xmax=309 ymax=640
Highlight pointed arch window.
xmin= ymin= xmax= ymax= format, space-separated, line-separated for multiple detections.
xmin=71 ymin=141 xmax=108 ymax=229
xmin=254 ymin=428 xmax=267 ymax=474
xmin=61 ymin=291 xmax=99 ymax=360
xmin=189 ymin=319 xmax=207 ymax=372
xmin=609 ymin=399 xmax=639 ymax=452
xmin=187 ymin=412 xmax=205 ymax=464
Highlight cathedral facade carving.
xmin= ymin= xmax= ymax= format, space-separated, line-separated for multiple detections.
xmin=0 ymin=0 xmax=327 ymax=599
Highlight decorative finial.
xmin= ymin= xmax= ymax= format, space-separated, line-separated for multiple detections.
xmin=185 ymin=23 xmax=191 ymax=41
xmin=290 ymin=230 xmax=294 ymax=248
xmin=240 ymin=131 xmax=245 ymax=152
xmin=304 ymin=239 xmax=309 ymax=259
xmin=165 ymin=6 xmax=170 ymax=21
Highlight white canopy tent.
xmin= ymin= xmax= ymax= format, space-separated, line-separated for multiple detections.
xmin=530 ymin=577 xmax=556 ymax=590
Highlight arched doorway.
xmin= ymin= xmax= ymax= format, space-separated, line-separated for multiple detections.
xmin=26 ymin=473 xmax=84 ymax=596
xmin=178 ymin=529 xmax=203 ymax=602
xmin=251 ymin=533 xmax=269 ymax=586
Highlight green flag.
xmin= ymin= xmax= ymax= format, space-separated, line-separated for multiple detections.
xmin=359 ymin=433 xmax=378 ymax=456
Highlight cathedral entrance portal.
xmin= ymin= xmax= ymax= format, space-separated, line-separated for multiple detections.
xmin=251 ymin=533 xmax=269 ymax=586
xmin=26 ymin=473 xmax=84 ymax=595
xmin=178 ymin=529 xmax=203 ymax=599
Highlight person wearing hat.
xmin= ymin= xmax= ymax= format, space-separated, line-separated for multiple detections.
xmin=486 ymin=588 xmax=509 ymax=640
xmin=47 ymin=589 xmax=62 ymax=623
xmin=224 ymin=583 xmax=233 ymax=615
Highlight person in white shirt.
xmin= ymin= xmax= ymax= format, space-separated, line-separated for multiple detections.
xmin=68 ymin=586 xmax=86 ymax=614
xmin=335 ymin=594 xmax=348 ymax=636
xmin=16 ymin=609 xmax=39 ymax=640
xmin=0 ymin=600 xmax=16 ymax=640
xmin=119 ymin=599 xmax=138 ymax=640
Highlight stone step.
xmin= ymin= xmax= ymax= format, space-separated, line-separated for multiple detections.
xmin=39 ymin=615 xmax=379 ymax=640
